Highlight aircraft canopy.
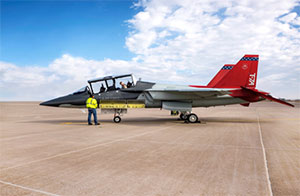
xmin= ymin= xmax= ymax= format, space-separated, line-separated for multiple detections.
xmin=87 ymin=74 xmax=137 ymax=94
xmin=88 ymin=74 xmax=135 ymax=83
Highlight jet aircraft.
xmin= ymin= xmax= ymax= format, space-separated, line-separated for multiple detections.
xmin=40 ymin=54 xmax=294 ymax=123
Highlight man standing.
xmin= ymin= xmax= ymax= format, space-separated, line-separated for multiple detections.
xmin=86 ymin=94 xmax=100 ymax=125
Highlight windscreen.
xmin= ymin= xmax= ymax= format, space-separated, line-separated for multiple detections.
xmin=73 ymin=86 xmax=89 ymax=95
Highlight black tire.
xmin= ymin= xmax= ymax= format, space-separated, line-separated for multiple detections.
xmin=180 ymin=113 xmax=188 ymax=120
xmin=188 ymin=113 xmax=198 ymax=123
xmin=113 ymin=116 xmax=121 ymax=123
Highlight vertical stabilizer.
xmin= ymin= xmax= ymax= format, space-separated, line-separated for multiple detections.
xmin=207 ymin=64 xmax=235 ymax=87
xmin=211 ymin=55 xmax=259 ymax=88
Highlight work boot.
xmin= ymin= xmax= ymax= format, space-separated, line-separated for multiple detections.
xmin=95 ymin=123 xmax=100 ymax=125
xmin=88 ymin=123 xmax=93 ymax=125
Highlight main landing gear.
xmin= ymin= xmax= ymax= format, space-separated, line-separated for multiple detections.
xmin=179 ymin=112 xmax=200 ymax=123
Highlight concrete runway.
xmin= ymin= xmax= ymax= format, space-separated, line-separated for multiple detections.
xmin=0 ymin=102 xmax=299 ymax=196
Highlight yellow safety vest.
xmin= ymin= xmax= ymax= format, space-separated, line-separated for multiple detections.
xmin=86 ymin=98 xmax=98 ymax=109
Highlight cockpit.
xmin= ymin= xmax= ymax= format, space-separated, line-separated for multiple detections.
xmin=87 ymin=74 xmax=137 ymax=94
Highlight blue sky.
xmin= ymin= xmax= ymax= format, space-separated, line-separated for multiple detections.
xmin=1 ymin=0 xmax=138 ymax=66
xmin=0 ymin=0 xmax=299 ymax=100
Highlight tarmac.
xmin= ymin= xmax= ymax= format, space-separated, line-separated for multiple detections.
xmin=0 ymin=101 xmax=299 ymax=196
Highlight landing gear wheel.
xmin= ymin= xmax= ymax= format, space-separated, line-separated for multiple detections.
xmin=113 ymin=116 xmax=121 ymax=123
xmin=188 ymin=113 xmax=198 ymax=123
xmin=180 ymin=113 xmax=188 ymax=120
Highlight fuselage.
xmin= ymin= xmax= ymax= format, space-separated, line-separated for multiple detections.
xmin=40 ymin=80 xmax=261 ymax=109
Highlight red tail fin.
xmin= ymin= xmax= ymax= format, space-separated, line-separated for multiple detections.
xmin=207 ymin=64 xmax=235 ymax=87
xmin=209 ymin=55 xmax=259 ymax=88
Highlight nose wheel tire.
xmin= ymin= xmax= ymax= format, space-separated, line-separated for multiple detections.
xmin=187 ymin=113 xmax=198 ymax=123
xmin=113 ymin=116 xmax=121 ymax=123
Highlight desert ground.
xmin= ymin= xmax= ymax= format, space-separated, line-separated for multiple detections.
xmin=0 ymin=101 xmax=299 ymax=196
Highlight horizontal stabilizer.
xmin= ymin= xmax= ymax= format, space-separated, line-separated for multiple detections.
xmin=259 ymin=94 xmax=294 ymax=107
xmin=241 ymin=87 xmax=294 ymax=107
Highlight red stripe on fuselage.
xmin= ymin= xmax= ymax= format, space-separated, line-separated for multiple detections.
xmin=229 ymin=88 xmax=262 ymax=102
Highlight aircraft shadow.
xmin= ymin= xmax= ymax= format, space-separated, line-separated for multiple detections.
xmin=200 ymin=117 xmax=263 ymax=124
xmin=24 ymin=117 xmax=179 ymax=126
xmin=25 ymin=116 xmax=262 ymax=126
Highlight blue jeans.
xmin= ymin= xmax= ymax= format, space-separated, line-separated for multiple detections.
xmin=88 ymin=108 xmax=98 ymax=124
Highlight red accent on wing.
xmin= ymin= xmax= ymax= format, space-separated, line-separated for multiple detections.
xmin=188 ymin=85 xmax=210 ymax=88
xmin=262 ymin=94 xmax=294 ymax=107
xmin=240 ymin=87 xmax=294 ymax=107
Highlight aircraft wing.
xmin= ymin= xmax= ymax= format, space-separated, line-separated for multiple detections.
xmin=146 ymin=88 xmax=231 ymax=100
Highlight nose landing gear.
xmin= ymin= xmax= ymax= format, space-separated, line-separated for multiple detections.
xmin=101 ymin=108 xmax=126 ymax=123
xmin=113 ymin=116 xmax=121 ymax=123
xmin=113 ymin=109 xmax=125 ymax=123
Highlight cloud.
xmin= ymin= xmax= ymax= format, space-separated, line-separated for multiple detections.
xmin=0 ymin=55 xmax=135 ymax=101
xmin=125 ymin=0 xmax=300 ymax=97
xmin=0 ymin=54 xmax=184 ymax=101
xmin=1 ymin=0 xmax=300 ymax=100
